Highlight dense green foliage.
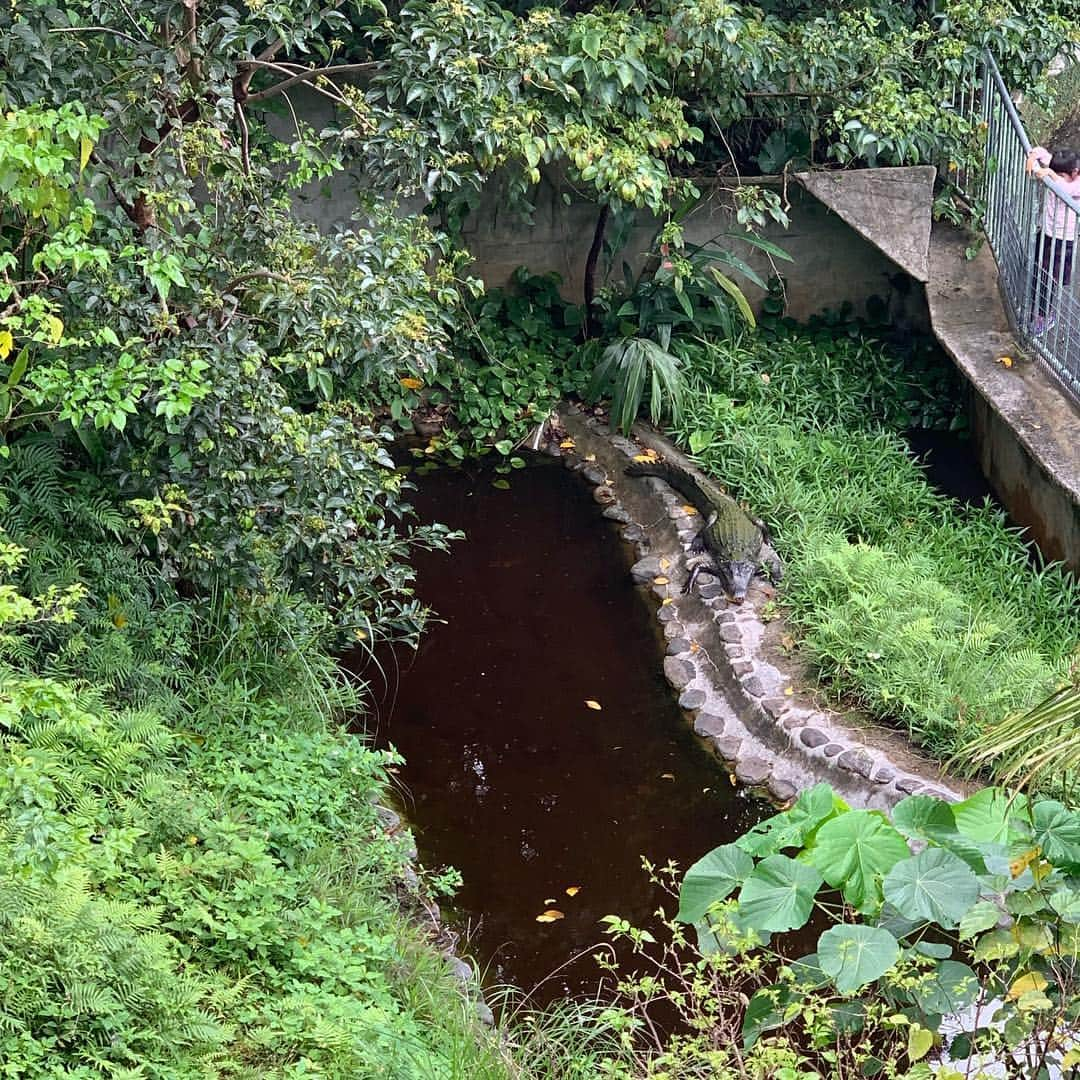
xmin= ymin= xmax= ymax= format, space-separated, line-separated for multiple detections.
xmin=666 ymin=331 xmax=1080 ymax=759
xmin=658 ymin=783 xmax=1080 ymax=1076
xmin=2 ymin=0 xmax=1079 ymax=1069
xmin=0 ymin=507 xmax=521 ymax=1077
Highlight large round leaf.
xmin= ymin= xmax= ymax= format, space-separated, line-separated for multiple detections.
xmin=736 ymin=854 xmax=823 ymax=933
xmin=883 ymin=848 xmax=980 ymax=928
xmin=952 ymin=788 xmax=1023 ymax=843
xmin=892 ymin=794 xmax=954 ymax=839
xmin=1033 ymin=800 xmax=1080 ymax=870
xmin=677 ymin=843 xmax=754 ymax=924
xmin=914 ymin=959 xmax=979 ymax=1016
xmin=808 ymin=810 xmax=910 ymax=913
xmin=817 ymin=924 xmax=899 ymax=994
xmin=735 ymin=783 xmax=847 ymax=858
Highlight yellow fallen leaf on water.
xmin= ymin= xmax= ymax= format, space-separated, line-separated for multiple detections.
xmin=660 ymin=772 xmax=675 ymax=781
xmin=585 ymin=700 xmax=602 ymax=711
xmin=544 ymin=898 xmax=557 ymax=906
xmin=560 ymin=439 xmax=576 ymax=450
xmin=399 ymin=376 xmax=423 ymax=390
xmin=565 ymin=886 xmax=581 ymax=897
xmin=535 ymin=909 xmax=565 ymax=923
xmin=681 ymin=505 xmax=699 ymax=515
xmin=653 ymin=576 xmax=669 ymax=585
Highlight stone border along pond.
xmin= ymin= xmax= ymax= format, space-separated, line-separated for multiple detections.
xmin=549 ymin=405 xmax=968 ymax=811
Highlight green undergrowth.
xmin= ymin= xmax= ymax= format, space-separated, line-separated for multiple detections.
xmin=0 ymin=530 xmax=529 ymax=1078
xmin=668 ymin=331 xmax=1080 ymax=761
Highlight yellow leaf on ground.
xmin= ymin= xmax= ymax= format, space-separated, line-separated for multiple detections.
xmin=560 ymin=439 xmax=576 ymax=450
xmin=633 ymin=450 xmax=658 ymax=463
xmin=660 ymin=772 xmax=675 ymax=781
xmin=585 ymin=700 xmax=602 ymax=711
xmin=661 ymin=597 xmax=673 ymax=606
xmin=535 ymin=909 xmax=565 ymax=923
xmin=784 ymin=687 xmax=795 ymax=696
xmin=653 ymin=576 xmax=669 ymax=585
xmin=659 ymin=557 xmax=670 ymax=569
xmin=584 ymin=454 xmax=596 ymax=462
xmin=565 ymin=886 xmax=581 ymax=897
xmin=997 ymin=355 xmax=1014 ymax=368
xmin=681 ymin=505 xmax=698 ymax=515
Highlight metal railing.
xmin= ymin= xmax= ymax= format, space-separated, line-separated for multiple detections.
xmin=965 ymin=51 xmax=1080 ymax=406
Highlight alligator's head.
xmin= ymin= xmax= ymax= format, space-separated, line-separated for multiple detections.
xmin=720 ymin=560 xmax=756 ymax=604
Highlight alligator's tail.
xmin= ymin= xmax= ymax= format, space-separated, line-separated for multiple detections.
xmin=625 ymin=459 xmax=716 ymax=516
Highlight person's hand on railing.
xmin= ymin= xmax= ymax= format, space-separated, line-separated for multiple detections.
xmin=1026 ymin=146 xmax=1052 ymax=179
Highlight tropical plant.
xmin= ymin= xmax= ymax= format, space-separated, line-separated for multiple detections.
xmin=670 ymin=783 xmax=1080 ymax=1076
xmin=959 ymin=677 xmax=1080 ymax=796
xmin=586 ymin=337 xmax=686 ymax=435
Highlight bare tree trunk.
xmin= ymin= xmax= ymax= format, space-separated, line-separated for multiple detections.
xmin=583 ymin=203 xmax=609 ymax=339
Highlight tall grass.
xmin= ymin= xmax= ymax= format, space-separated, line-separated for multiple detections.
xmin=669 ymin=334 xmax=1080 ymax=760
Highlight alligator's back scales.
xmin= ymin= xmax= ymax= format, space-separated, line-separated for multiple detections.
xmin=625 ymin=458 xmax=782 ymax=601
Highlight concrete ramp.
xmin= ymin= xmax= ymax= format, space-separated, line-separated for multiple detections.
xmin=795 ymin=166 xmax=936 ymax=282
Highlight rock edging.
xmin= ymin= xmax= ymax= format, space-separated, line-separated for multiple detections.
xmin=553 ymin=407 xmax=964 ymax=810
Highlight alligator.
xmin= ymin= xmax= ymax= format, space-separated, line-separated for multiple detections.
xmin=625 ymin=457 xmax=782 ymax=603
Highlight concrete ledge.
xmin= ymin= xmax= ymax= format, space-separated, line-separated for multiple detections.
xmin=927 ymin=223 xmax=1080 ymax=569
xmin=795 ymin=166 xmax=936 ymax=282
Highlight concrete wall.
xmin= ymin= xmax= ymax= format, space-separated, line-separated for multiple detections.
xmin=969 ymin=391 xmax=1080 ymax=568
xmin=279 ymin=83 xmax=929 ymax=330
xmin=455 ymin=172 xmax=930 ymax=329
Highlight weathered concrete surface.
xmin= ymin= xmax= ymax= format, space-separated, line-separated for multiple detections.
xmin=795 ymin=166 xmax=936 ymax=282
xmin=458 ymin=173 xmax=930 ymax=328
xmin=280 ymin=87 xmax=931 ymax=330
xmin=926 ymin=222 xmax=1080 ymax=570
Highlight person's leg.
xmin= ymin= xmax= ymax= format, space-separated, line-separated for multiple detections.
xmin=1033 ymin=231 xmax=1053 ymax=320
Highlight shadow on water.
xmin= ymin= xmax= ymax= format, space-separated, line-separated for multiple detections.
xmin=342 ymin=459 xmax=767 ymax=1004
xmin=904 ymin=429 xmax=997 ymax=508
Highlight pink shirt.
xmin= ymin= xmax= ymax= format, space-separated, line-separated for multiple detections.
xmin=1031 ymin=146 xmax=1080 ymax=242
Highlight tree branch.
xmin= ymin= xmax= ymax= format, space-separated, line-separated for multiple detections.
xmin=48 ymin=25 xmax=142 ymax=45
xmin=243 ymin=61 xmax=379 ymax=103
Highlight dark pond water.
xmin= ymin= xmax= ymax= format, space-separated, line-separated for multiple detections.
xmin=344 ymin=460 xmax=766 ymax=1002
xmin=904 ymin=428 xmax=997 ymax=507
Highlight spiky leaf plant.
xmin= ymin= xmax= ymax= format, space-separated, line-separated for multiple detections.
xmin=587 ymin=336 xmax=685 ymax=435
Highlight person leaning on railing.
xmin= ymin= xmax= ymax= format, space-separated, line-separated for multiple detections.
xmin=1025 ymin=145 xmax=1080 ymax=336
